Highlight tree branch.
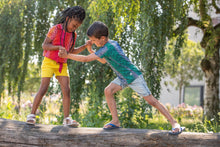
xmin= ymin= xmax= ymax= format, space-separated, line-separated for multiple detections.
xmin=212 ymin=0 xmax=220 ymax=14
xmin=199 ymin=0 xmax=211 ymax=21
xmin=173 ymin=17 xmax=205 ymax=36
xmin=187 ymin=17 xmax=206 ymax=30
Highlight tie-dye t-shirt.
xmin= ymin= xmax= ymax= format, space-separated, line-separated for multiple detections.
xmin=95 ymin=40 xmax=142 ymax=85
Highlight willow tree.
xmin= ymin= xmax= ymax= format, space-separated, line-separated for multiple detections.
xmin=0 ymin=0 xmax=24 ymax=104
xmin=88 ymin=1 xmax=186 ymax=99
xmin=0 ymin=0 xmax=110 ymax=121
xmin=178 ymin=0 xmax=220 ymax=120
xmin=86 ymin=0 xmax=188 ymax=127
xmin=88 ymin=0 xmax=220 ymax=120
xmin=0 ymin=0 xmax=58 ymax=108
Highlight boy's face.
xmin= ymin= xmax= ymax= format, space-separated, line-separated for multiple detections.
xmin=88 ymin=36 xmax=106 ymax=47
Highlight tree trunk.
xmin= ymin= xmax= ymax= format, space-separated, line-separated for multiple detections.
xmin=201 ymin=48 xmax=220 ymax=120
xmin=179 ymin=85 xmax=182 ymax=104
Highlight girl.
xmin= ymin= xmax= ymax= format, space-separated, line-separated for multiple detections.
xmin=26 ymin=6 xmax=87 ymax=126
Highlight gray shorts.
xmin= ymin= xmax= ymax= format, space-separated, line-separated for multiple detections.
xmin=111 ymin=75 xmax=151 ymax=97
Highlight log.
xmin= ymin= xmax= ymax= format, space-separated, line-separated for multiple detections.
xmin=0 ymin=118 xmax=219 ymax=147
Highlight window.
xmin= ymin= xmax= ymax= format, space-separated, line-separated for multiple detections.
xmin=183 ymin=86 xmax=204 ymax=107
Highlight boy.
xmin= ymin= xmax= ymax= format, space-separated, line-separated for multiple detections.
xmin=58 ymin=21 xmax=184 ymax=134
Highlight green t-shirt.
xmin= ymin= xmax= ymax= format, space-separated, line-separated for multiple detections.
xmin=95 ymin=40 xmax=142 ymax=85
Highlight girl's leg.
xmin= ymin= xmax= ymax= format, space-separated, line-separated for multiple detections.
xmin=56 ymin=76 xmax=70 ymax=118
xmin=143 ymin=95 xmax=180 ymax=132
xmin=104 ymin=83 xmax=122 ymax=128
xmin=31 ymin=77 xmax=51 ymax=114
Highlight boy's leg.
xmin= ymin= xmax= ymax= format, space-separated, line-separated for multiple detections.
xmin=56 ymin=76 xmax=70 ymax=118
xmin=143 ymin=95 xmax=180 ymax=133
xmin=104 ymin=83 xmax=122 ymax=128
xmin=31 ymin=77 xmax=51 ymax=114
xmin=129 ymin=75 xmax=181 ymax=133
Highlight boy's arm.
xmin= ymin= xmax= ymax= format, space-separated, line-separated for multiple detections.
xmin=87 ymin=46 xmax=106 ymax=64
xmin=59 ymin=49 xmax=106 ymax=64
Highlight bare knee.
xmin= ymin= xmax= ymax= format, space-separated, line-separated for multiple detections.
xmin=149 ymin=100 xmax=159 ymax=107
xmin=37 ymin=87 xmax=48 ymax=97
xmin=104 ymin=87 xmax=114 ymax=97
xmin=62 ymin=86 xmax=70 ymax=97
xmin=144 ymin=95 xmax=159 ymax=107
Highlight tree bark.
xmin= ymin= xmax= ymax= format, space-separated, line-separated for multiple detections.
xmin=201 ymin=48 xmax=220 ymax=120
xmin=185 ymin=8 xmax=220 ymax=120
xmin=179 ymin=85 xmax=182 ymax=104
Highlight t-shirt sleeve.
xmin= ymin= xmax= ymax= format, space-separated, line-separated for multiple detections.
xmin=46 ymin=25 xmax=57 ymax=40
xmin=95 ymin=46 xmax=109 ymax=58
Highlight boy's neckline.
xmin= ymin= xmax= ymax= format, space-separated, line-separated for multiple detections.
xmin=102 ymin=39 xmax=109 ymax=46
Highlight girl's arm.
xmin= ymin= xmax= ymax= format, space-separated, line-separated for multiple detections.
xmin=69 ymin=44 xmax=88 ymax=54
xmin=42 ymin=37 xmax=64 ymax=50
xmin=42 ymin=36 xmax=87 ymax=53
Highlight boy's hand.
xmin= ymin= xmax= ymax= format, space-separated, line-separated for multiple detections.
xmin=58 ymin=47 xmax=68 ymax=58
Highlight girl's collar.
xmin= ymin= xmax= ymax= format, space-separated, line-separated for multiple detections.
xmin=57 ymin=24 xmax=73 ymax=33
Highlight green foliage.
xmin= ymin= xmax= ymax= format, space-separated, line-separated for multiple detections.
xmin=164 ymin=38 xmax=204 ymax=103
xmin=88 ymin=0 xmax=140 ymax=36
xmin=88 ymin=0 xmax=189 ymax=99
xmin=23 ymin=63 xmax=41 ymax=95
xmin=118 ymin=88 xmax=151 ymax=128
xmin=0 ymin=0 xmax=23 ymax=97
xmin=1 ymin=95 xmax=219 ymax=133
xmin=34 ymin=0 xmax=56 ymax=67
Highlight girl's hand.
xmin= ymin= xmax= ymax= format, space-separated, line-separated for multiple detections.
xmin=58 ymin=46 xmax=66 ymax=51
xmin=58 ymin=47 xmax=68 ymax=58
xmin=86 ymin=40 xmax=94 ymax=53
xmin=86 ymin=40 xmax=92 ymax=47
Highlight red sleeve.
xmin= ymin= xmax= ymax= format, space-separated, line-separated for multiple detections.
xmin=46 ymin=25 xmax=57 ymax=40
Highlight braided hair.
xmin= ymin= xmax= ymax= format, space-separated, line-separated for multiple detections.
xmin=56 ymin=6 xmax=85 ymax=52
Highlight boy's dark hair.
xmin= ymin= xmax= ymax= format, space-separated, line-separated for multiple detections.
xmin=56 ymin=6 xmax=85 ymax=52
xmin=87 ymin=21 xmax=108 ymax=39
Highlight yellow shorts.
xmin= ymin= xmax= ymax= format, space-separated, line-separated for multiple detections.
xmin=41 ymin=57 xmax=69 ymax=77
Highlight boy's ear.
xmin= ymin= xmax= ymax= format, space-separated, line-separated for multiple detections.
xmin=100 ymin=36 xmax=107 ymax=40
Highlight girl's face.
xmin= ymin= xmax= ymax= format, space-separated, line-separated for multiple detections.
xmin=88 ymin=36 xmax=107 ymax=47
xmin=66 ymin=18 xmax=82 ymax=32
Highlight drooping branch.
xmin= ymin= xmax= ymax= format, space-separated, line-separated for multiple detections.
xmin=212 ymin=0 xmax=220 ymax=14
xmin=214 ymin=23 xmax=220 ymax=40
xmin=173 ymin=17 xmax=205 ymax=36
xmin=199 ymin=0 xmax=211 ymax=21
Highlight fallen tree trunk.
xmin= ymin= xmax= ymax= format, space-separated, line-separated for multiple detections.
xmin=0 ymin=118 xmax=219 ymax=147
